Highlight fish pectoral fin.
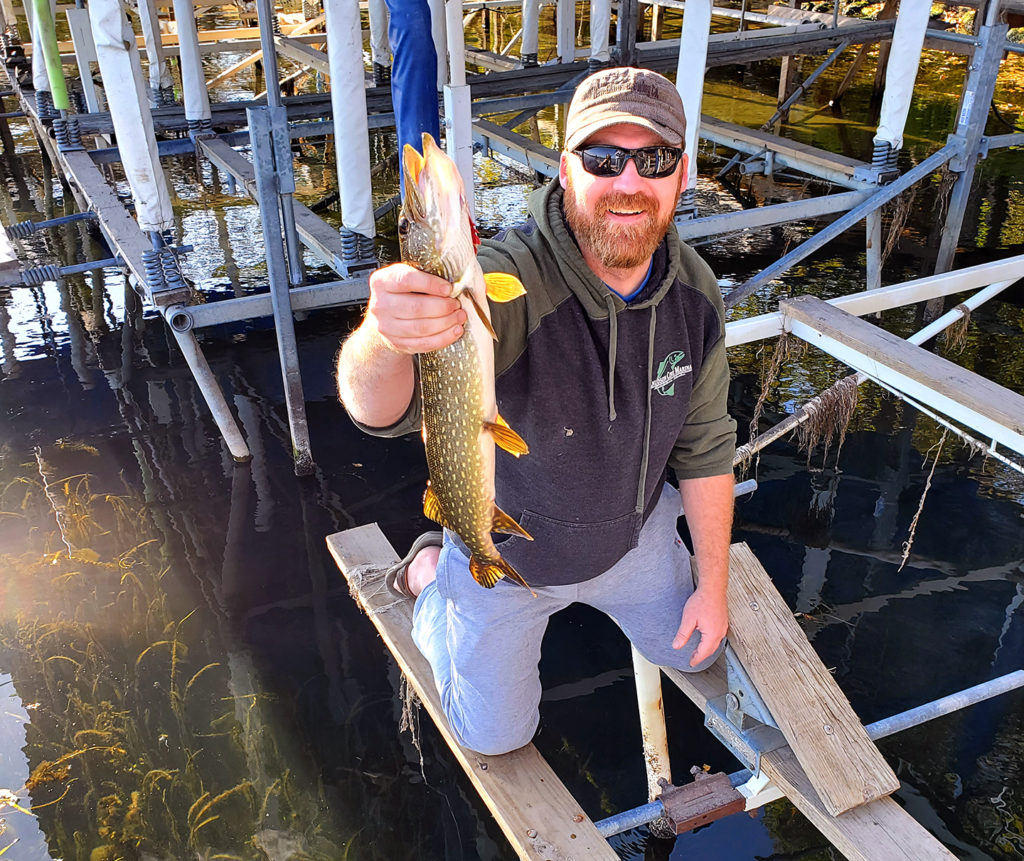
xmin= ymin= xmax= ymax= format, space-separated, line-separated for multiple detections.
xmin=422 ymin=483 xmax=453 ymax=530
xmin=484 ymin=416 xmax=529 ymax=457
xmin=464 ymin=290 xmax=498 ymax=341
xmin=469 ymin=555 xmax=535 ymax=595
xmin=491 ymin=505 xmax=533 ymax=540
xmin=483 ymin=272 xmax=526 ymax=303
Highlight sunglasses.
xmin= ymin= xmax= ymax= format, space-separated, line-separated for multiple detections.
xmin=572 ymin=144 xmax=683 ymax=179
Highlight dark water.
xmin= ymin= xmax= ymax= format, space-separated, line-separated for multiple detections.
xmin=1 ymin=7 xmax=1023 ymax=860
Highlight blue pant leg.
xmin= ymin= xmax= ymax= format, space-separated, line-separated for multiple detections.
xmin=383 ymin=0 xmax=441 ymax=167
xmin=411 ymin=540 xmax=572 ymax=755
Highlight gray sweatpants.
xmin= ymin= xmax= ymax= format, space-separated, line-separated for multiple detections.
xmin=411 ymin=483 xmax=725 ymax=755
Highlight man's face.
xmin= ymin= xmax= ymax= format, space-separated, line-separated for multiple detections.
xmin=560 ymin=123 xmax=687 ymax=272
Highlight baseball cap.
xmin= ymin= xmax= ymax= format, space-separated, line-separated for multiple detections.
xmin=564 ymin=66 xmax=687 ymax=152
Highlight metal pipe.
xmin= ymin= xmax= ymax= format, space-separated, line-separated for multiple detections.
xmin=597 ymin=669 xmax=1024 ymax=837
xmin=31 ymin=0 xmax=69 ymax=110
xmin=724 ymin=142 xmax=957 ymax=309
xmin=733 ymin=277 xmax=1019 ymax=465
xmin=761 ymin=38 xmax=850 ymax=132
xmin=595 ymin=800 xmax=665 ymax=837
xmin=6 ymin=210 xmax=96 ymax=238
xmin=254 ymin=0 xmax=303 ymax=284
xmin=255 ymin=0 xmax=283 ymax=108
xmin=167 ymin=326 xmax=251 ymax=462
xmin=632 ymin=647 xmax=673 ymax=826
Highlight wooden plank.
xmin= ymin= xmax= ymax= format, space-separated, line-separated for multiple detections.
xmin=722 ymin=543 xmax=899 ymax=814
xmin=662 ymin=545 xmax=957 ymax=861
xmin=473 ymin=117 xmax=559 ymax=178
xmin=700 ymin=115 xmax=866 ymax=176
xmin=781 ymin=294 xmax=1024 ymax=454
xmin=325 ymin=524 xmax=618 ymax=861
xmin=273 ymin=36 xmax=330 ymax=75
xmin=207 ymin=13 xmax=325 ymax=88
xmin=465 ymin=47 xmax=519 ymax=71
xmin=55 ymin=150 xmax=194 ymax=304
xmin=198 ymin=138 xmax=347 ymax=273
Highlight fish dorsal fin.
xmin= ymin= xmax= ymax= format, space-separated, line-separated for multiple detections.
xmin=422 ymin=483 xmax=453 ymax=529
xmin=484 ymin=272 xmax=526 ymax=303
xmin=492 ymin=505 xmax=533 ymax=539
xmin=484 ymin=415 xmax=529 ymax=457
xmin=464 ymin=290 xmax=498 ymax=341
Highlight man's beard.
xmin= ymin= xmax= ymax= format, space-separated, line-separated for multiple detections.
xmin=564 ymin=188 xmax=676 ymax=271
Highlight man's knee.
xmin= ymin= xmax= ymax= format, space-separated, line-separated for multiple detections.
xmin=447 ymin=711 xmax=539 ymax=756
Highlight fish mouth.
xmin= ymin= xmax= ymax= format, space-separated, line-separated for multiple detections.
xmin=402 ymin=140 xmax=426 ymax=221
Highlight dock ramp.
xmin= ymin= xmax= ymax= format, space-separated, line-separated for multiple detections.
xmin=327 ymin=526 xmax=959 ymax=859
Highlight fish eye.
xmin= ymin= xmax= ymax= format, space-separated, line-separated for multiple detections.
xmin=398 ymin=217 xmax=410 ymax=236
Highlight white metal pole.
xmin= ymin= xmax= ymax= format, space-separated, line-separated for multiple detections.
xmin=873 ymin=0 xmax=930 ymax=151
xmin=369 ymin=0 xmax=391 ymax=69
xmin=521 ymin=0 xmax=540 ymax=60
xmin=556 ymin=0 xmax=575 ymax=64
xmin=88 ymin=0 xmax=174 ymax=233
xmin=676 ymin=0 xmax=711 ymax=208
xmin=444 ymin=0 xmax=474 ymax=217
xmin=590 ymin=0 xmax=611 ymax=65
xmin=325 ymin=0 xmax=375 ymax=240
xmin=171 ymin=0 xmax=212 ymax=126
xmin=631 ymin=646 xmax=673 ymax=831
xmin=136 ymin=0 xmax=172 ymax=104
xmin=429 ymin=0 xmax=449 ymax=88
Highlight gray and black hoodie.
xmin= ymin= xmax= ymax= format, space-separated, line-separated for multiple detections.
xmin=361 ymin=179 xmax=736 ymax=587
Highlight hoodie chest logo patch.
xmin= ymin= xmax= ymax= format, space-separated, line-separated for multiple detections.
xmin=651 ymin=350 xmax=692 ymax=396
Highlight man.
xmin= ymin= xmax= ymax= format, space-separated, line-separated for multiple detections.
xmin=337 ymin=67 xmax=736 ymax=756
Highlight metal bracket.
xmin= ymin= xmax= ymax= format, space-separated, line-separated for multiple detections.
xmin=656 ymin=768 xmax=746 ymax=834
xmin=703 ymin=646 xmax=786 ymax=776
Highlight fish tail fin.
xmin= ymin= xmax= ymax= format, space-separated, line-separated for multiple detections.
xmin=470 ymin=555 xmax=536 ymax=596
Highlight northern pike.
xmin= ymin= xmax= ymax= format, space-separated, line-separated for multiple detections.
xmin=400 ymin=133 xmax=534 ymax=590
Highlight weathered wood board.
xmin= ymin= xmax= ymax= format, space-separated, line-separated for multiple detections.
xmin=326 ymin=524 xmax=618 ymax=861
xmin=664 ymin=548 xmax=957 ymax=861
xmin=198 ymin=138 xmax=348 ymax=275
xmin=723 ymin=543 xmax=899 ymax=814
xmin=782 ymin=295 xmax=1024 ymax=453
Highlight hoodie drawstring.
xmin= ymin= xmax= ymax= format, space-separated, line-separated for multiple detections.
xmin=637 ymin=305 xmax=657 ymax=513
xmin=604 ymin=292 xmax=618 ymax=422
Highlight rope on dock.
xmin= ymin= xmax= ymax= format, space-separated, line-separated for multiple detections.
xmin=344 ymin=563 xmax=403 ymax=616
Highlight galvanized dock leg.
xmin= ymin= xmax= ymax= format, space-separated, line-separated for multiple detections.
xmin=865 ymin=209 xmax=882 ymax=292
xmin=247 ymin=105 xmax=312 ymax=475
xmin=254 ymin=0 xmax=305 ymax=285
xmin=165 ymin=320 xmax=251 ymax=462
xmin=632 ymin=646 xmax=674 ymax=837
xmin=934 ymin=12 xmax=1008 ymax=276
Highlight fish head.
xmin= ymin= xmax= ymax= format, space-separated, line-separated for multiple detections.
xmin=399 ymin=133 xmax=477 ymax=293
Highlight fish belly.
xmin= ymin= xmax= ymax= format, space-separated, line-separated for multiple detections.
xmin=420 ymin=327 xmax=496 ymax=561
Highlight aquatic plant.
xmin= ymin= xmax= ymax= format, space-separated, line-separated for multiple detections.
xmin=0 ymin=449 xmax=353 ymax=860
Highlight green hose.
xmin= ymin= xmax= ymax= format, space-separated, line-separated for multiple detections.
xmin=31 ymin=0 xmax=69 ymax=112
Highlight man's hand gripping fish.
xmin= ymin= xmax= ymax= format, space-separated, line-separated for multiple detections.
xmin=400 ymin=133 xmax=534 ymax=591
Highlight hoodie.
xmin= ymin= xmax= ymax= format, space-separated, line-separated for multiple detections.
xmin=358 ymin=179 xmax=736 ymax=586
